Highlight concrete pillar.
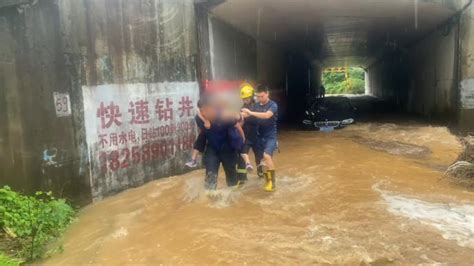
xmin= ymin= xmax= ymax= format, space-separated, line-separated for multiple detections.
xmin=311 ymin=62 xmax=323 ymax=92
xmin=365 ymin=71 xmax=371 ymax=95
xmin=459 ymin=3 xmax=474 ymax=133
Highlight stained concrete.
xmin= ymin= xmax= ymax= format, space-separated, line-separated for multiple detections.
xmin=256 ymin=40 xmax=288 ymax=120
xmin=210 ymin=0 xmax=463 ymax=67
xmin=0 ymin=0 xmax=89 ymax=204
xmin=367 ymin=24 xmax=458 ymax=121
xmin=0 ymin=0 xmax=199 ymax=204
xmin=367 ymin=2 xmax=474 ymax=132
xmin=208 ymin=15 xmax=257 ymax=81
xmin=0 ymin=0 xmax=30 ymax=9
xmin=459 ymin=3 xmax=474 ymax=132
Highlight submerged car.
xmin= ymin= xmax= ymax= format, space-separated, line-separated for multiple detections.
xmin=302 ymin=96 xmax=356 ymax=131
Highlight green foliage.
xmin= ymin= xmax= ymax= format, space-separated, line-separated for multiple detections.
xmin=322 ymin=67 xmax=365 ymax=95
xmin=0 ymin=186 xmax=75 ymax=262
xmin=0 ymin=253 xmax=22 ymax=266
xmin=349 ymin=67 xmax=364 ymax=80
xmin=346 ymin=78 xmax=365 ymax=94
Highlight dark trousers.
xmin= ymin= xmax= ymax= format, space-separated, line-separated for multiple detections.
xmin=203 ymin=145 xmax=238 ymax=189
xmin=193 ymin=132 xmax=207 ymax=153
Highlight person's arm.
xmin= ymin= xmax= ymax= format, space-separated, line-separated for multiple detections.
xmin=241 ymin=111 xmax=250 ymax=119
xmin=239 ymin=116 xmax=245 ymax=127
xmin=235 ymin=123 xmax=245 ymax=142
xmin=242 ymin=102 xmax=277 ymax=120
xmin=220 ymin=110 xmax=242 ymax=121
xmin=197 ymin=109 xmax=211 ymax=129
xmin=241 ymin=108 xmax=274 ymax=119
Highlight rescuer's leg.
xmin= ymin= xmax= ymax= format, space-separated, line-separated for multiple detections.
xmin=203 ymin=147 xmax=219 ymax=190
xmin=254 ymin=142 xmax=265 ymax=179
xmin=262 ymin=137 xmax=277 ymax=192
xmin=236 ymin=153 xmax=248 ymax=185
xmin=221 ymin=147 xmax=239 ymax=187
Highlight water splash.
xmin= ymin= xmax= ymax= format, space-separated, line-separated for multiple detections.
xmin=182 ymin=177 xmax=203 ymax=202
xmin=374 ymin=183 xmax=474 ymax=248
xmin=112 ymin=227 xmax=129 ymax=239
xmin=182 ymin=177 xmax=241 ymax=208
xmin=206 ymin=188 xmax=242 ymax=209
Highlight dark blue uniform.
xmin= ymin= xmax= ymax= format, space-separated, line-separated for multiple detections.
xmin=197 ymin=117 xmax=239 ymax=190
xmin=254 ymin=100 xmax=278 ymax=156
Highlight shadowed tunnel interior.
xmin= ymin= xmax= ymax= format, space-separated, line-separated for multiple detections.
xmin=198 ymin=0 xmax=472 ymax=126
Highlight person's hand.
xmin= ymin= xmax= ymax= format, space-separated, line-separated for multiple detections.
xmin=236 ymin=113 xmax=242 ymax=121
xmin=241 ymin=108 xmax=251 ymax=115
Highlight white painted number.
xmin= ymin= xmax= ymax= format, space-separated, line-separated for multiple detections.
xmin=54 ymin=92 xmax=71 ymax=117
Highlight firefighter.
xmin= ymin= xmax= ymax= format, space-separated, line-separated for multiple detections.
xmin=241 ymin=85 xmax=278 ymax=192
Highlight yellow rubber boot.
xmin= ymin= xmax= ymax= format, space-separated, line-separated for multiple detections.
xmin=264 ymin=170 xmax=275 ymax=192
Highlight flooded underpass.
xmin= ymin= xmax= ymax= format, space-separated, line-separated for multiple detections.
xmin=45 ymin=121 xmax=474 ymax=265
xmin=3 ymin=0 xmax=474 ymax=265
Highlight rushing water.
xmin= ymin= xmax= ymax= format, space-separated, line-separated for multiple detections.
xmin=45 ymin=122 xmax=474 ymax=265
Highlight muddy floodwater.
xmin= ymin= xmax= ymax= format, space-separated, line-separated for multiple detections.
xmin=45 ymin=122 xmax=474 ymax=265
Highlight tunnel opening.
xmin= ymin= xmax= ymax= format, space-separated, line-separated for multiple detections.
xmin=322 ymin=66 xmax=366 ymax=95
xmin=197 ymin=0 xmax=472 ymax=130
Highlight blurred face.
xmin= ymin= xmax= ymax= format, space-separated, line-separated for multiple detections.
xmin=256 ymin=91 xmax=269 ymax=104
xmin=242 ymin=97 xmax=253 ymax=105
xmin=200 ymin=105 xmax=216 ymax=121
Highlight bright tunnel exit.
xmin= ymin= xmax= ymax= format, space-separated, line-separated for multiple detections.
xmin=322 ymin=66 xmax=366 ymax=95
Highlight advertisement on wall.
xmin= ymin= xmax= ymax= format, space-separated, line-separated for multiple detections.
xmin=82 ymin=82 xmax=199 ymax=199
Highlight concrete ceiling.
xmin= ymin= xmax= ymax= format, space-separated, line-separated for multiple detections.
xmin=210 ymin=0 xmax=465 ymax=67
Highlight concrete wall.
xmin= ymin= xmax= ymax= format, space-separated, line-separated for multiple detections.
xmin=208 ymin=15 xmax=257 ymax=81
xmin=0 ymin=0 xmax=91 ymax=204
xmin=0 ymin=0 xmax=199 ymax=203
xmin=198 ymin=10 xmax=294 ymax=123
xmin=368 ymin=2 xmax=474 ymax=132
xmin=256 ymin=40 xmax=288 ymax=120
xmin=459 ymin=3 xmax=474 ymax=132
xmin=286 ymin=53 xmax=312 ymax=121
xmin=405 ymin=26 xmax=458 ymax=119
xmin=257 ymin=41 xmax=286 ymax=88
xmin=196 ymin=4 xmax=212 ymax=85
xmin=311 ymin=63 xmax=324 ymax=92
xmin=204 ymin=14 xmax=289 ymax=119
xmin=368 ymin=21 xmax=458 ymax=121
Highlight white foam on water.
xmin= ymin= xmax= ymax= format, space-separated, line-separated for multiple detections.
xmin=206 ymin=188 xmax=242 ymax=209
xmin=182 ymin=177 xmax=203 ymax=202
xmin=374 ymin=184 xmax=474 ymax=248
xmin=182 ymin=177 xmax=241 ymax=208
xmin=111 ymin=227 xmax=129 ymax=239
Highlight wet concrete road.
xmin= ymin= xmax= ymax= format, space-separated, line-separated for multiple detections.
xmin=45 ymin=122 xmax=474 ymax=265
